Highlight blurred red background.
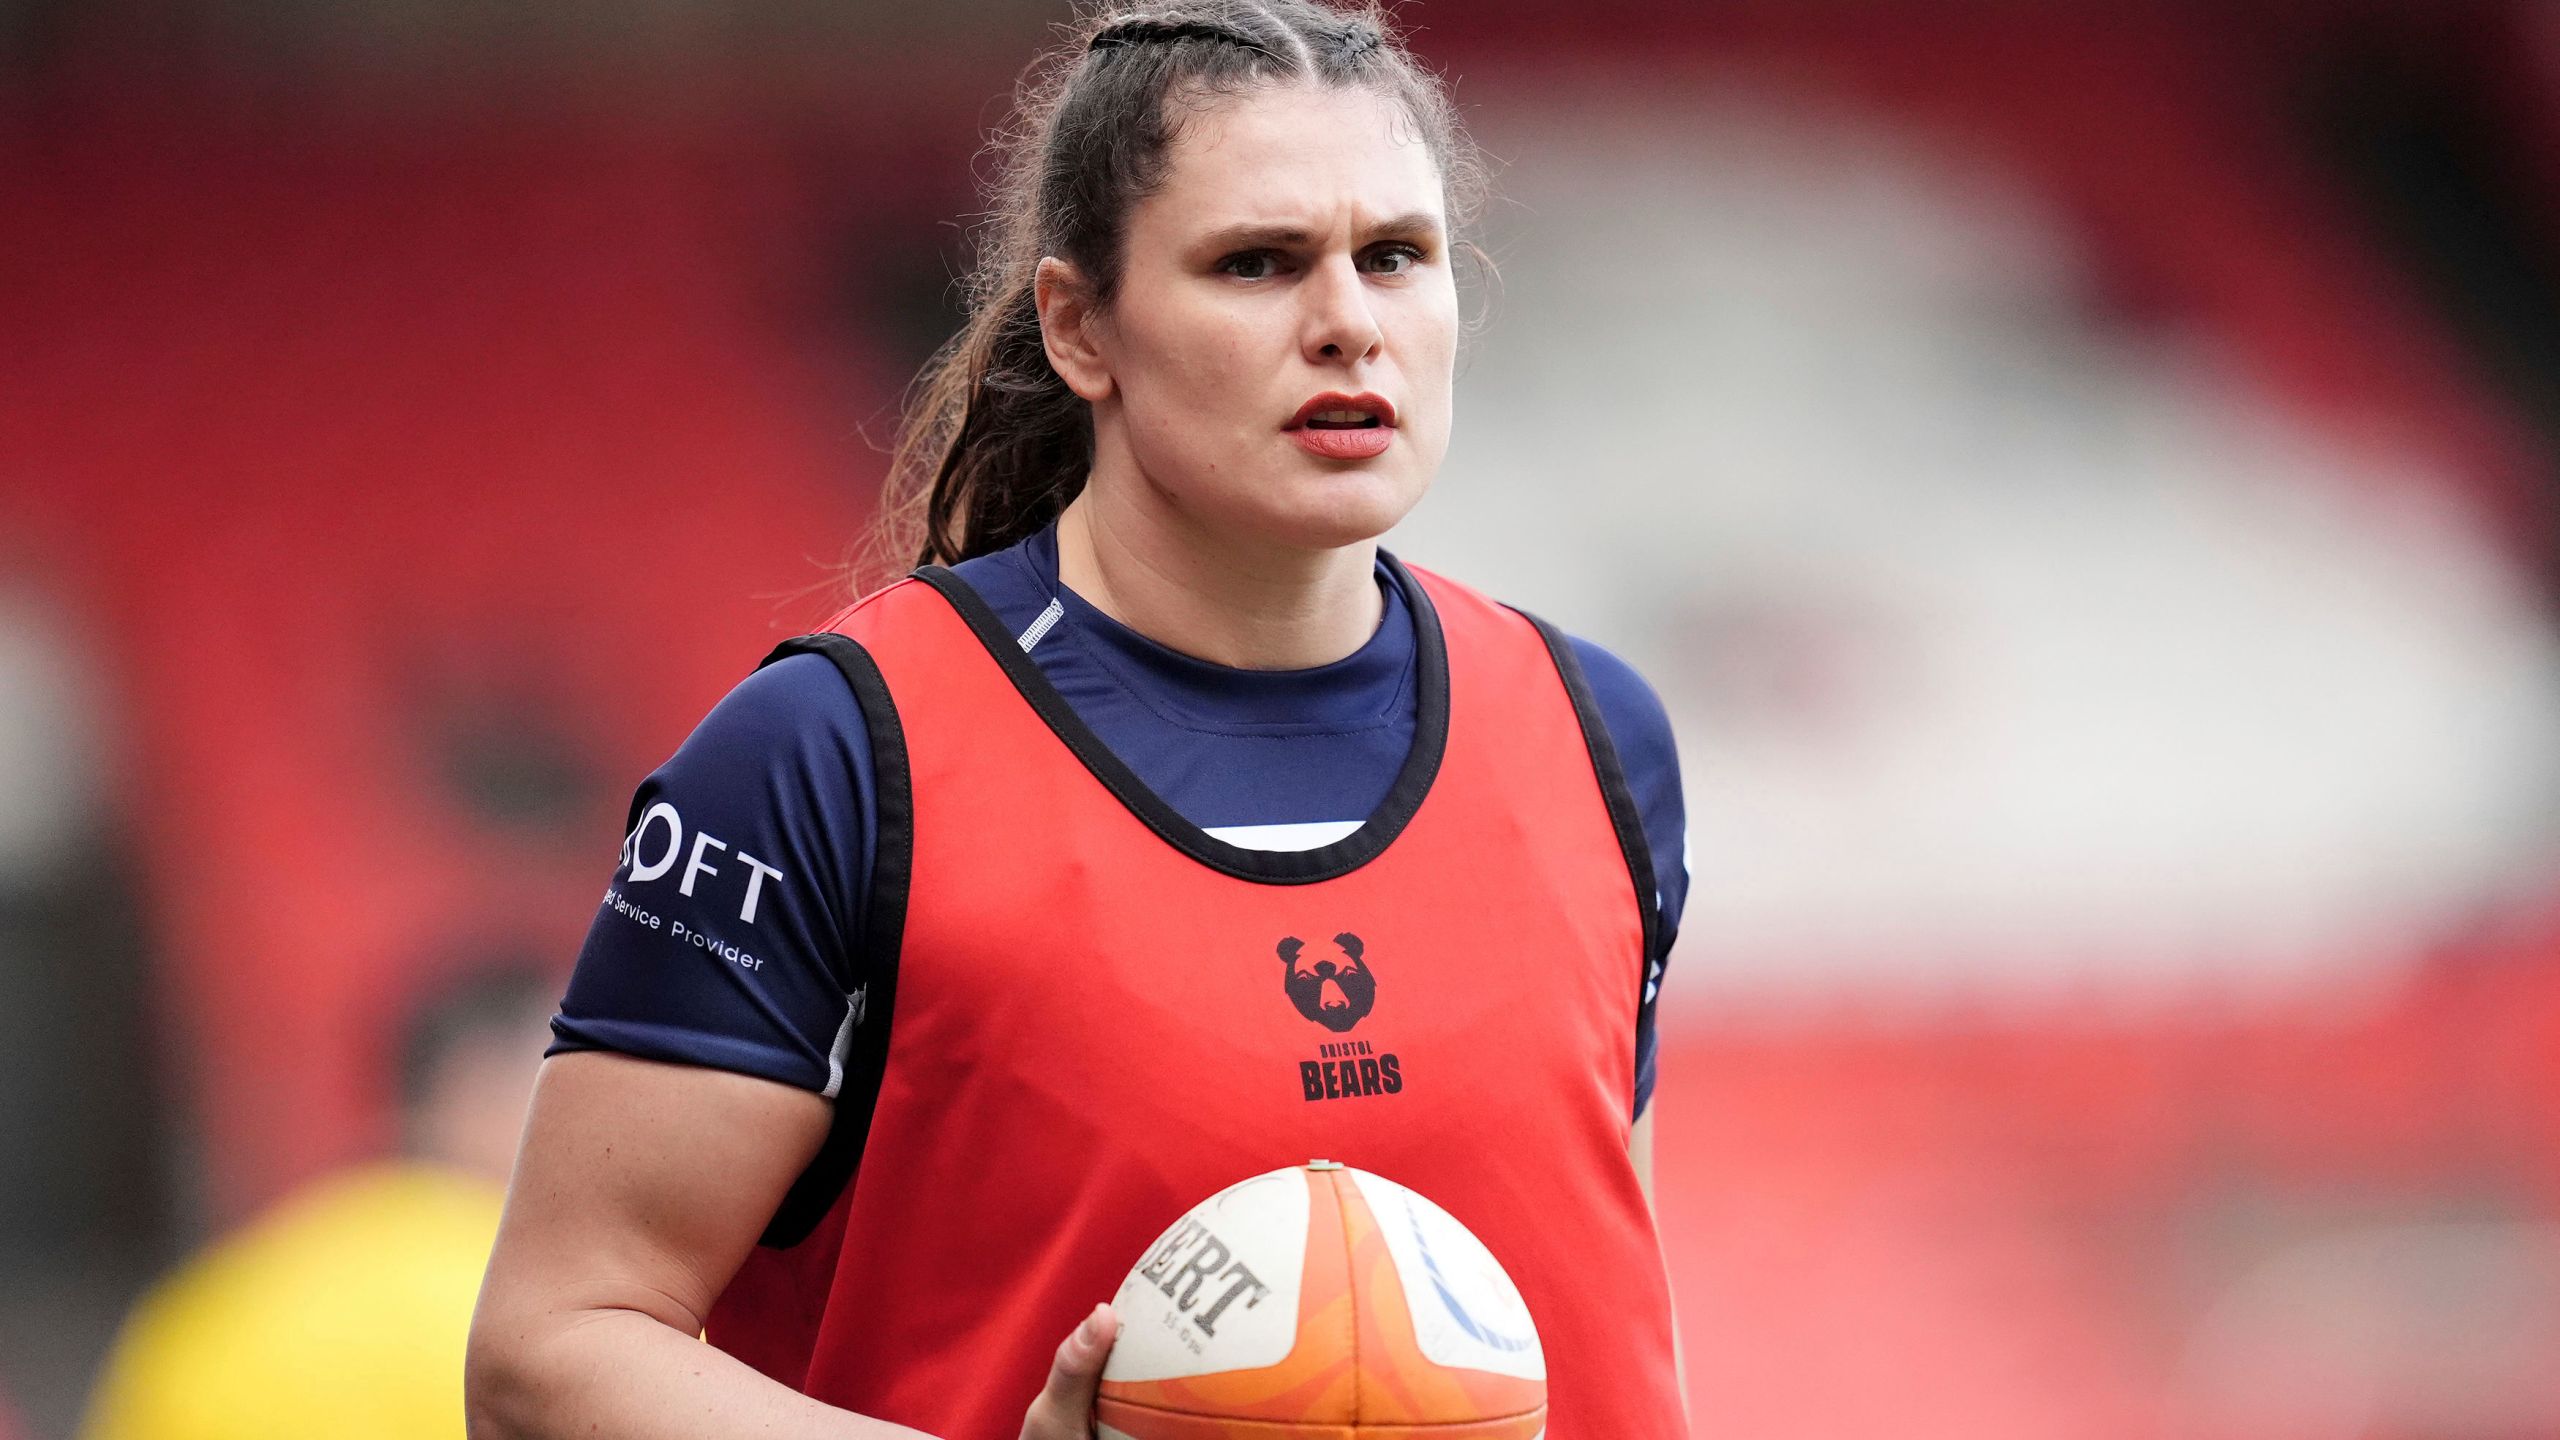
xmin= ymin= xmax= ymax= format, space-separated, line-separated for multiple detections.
xmin=5 ymin=1 xmax=2560 ymax=1435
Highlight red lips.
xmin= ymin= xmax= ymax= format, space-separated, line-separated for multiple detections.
xmin=1285 ymin=392 xmax=1398 ymax=430
xmin=1284 ymin=392 xmax=1396 ymax=460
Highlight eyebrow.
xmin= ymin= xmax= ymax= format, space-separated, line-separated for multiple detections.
xmin=1198 ymin=211 xmax=1444 ymax=251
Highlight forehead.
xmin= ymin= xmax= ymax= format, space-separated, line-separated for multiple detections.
xmin=1140 ymin=82 xmax=1445 ymax=235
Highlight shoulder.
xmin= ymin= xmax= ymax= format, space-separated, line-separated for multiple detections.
xmin=1397 ymin=557 xmax=1680 ymax=780
xmin=603 ymin=647 xmax=879 ymax=949
xmin=635 ymin=648 xmax=878 ymax=934
xmin=1562 ymin=633 xmax=1678 ymax=774
xmin=661 ymin=650 xmax=870 ymax=775
xmin=1535 ymin=624 xmax=1689 ymax=918
xmin=1551 ymin=631 xmax=1684 ymax=866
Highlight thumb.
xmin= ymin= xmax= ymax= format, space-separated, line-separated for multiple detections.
xmin=1024 ymin=1303 xmax=1118 ymax=1438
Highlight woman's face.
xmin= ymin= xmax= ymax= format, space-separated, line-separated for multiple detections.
xmin=1057 ymin=82 xmax=1460 ymax=554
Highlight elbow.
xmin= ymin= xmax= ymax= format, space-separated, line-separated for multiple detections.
xmin=464 ymin=1310 xmax=552 ymax=1440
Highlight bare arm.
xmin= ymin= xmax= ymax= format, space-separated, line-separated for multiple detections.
xmin=467 ymin=1052 xmax=1116 ymax=1440
xmin=1630 ymin=1105 xmax=1657 ymax=1207
xmin=465 ymin=1051 xmax=932 ymax=1440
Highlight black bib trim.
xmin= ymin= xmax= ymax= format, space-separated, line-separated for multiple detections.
xmin=750 ymin=632 xmax=911 ymax=1249
xmin=1516 ymin=609 xmax=1664 ymax=1111
xmin=907 ymin=554 xmax=1450 ymax=886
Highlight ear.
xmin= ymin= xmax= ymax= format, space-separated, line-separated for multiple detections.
xmin=1277 ymin=936 xmax=1303 ymax=965
xmin=1034 ymin=256 xmax=1114 ymax=404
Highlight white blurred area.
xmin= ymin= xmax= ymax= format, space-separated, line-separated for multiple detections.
xmin=0 ymin=581 xmax=101 ymax=887
xmin=1402 ymin=71 xmax=2560 ymax=1010
xmin=2172 ymin=1221 xmax=2560 ymax=1439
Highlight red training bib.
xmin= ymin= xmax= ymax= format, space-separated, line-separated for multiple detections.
xmin=709 ymin=558 xmax=1684 ymax=1438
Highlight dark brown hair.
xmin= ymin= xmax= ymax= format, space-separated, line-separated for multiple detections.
xmin=867 ymin=1 xmax=1492 ymax=582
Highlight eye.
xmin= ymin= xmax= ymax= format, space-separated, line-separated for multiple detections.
xmin=1218 ymin=249 xmax=1285 ymax=280
xmin=1364 ymin=243 xmax=1427 ymax=276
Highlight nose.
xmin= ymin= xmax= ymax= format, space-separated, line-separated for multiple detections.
xmin=1319 ymin=978 xmax=1349 ymax=1012
xmin=1301 ymin=254 xmax=1383 ymax=366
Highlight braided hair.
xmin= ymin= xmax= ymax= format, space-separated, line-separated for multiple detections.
xmin=1088 ymin=17 xmax=1270 ymax=52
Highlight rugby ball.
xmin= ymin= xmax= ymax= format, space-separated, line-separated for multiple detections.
xmin=1097 ymin=1161 xmax=1545 ymax=1438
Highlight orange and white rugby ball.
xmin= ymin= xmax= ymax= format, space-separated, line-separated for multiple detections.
xmin=1097 ymin=1161 xmax=1545 ymax=1438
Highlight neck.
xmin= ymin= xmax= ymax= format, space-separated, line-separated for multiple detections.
xmin=1054 ymin=489 xmax=1384 ymax=671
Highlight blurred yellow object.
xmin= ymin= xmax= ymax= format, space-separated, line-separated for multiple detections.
xmin=81 ymin=1163 xmax=501 ymax=1440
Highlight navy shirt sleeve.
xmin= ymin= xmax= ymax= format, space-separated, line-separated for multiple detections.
xmin=1569 ymin=636 xmax=1688 ymax=1122
xmin=550 ymin=652 xmax=874 ymax=1097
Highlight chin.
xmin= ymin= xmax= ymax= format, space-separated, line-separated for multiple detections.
xmin=1242 ymin=459 xmax=1432 ymax=553
xmin=1250 ymin=489 xmax=1419 ymax=553
xmin=1133 ymin=430 xmax=1438 ymax=554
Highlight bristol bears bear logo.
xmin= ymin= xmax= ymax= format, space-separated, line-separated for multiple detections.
xmin=1279 ymin=932 xmax=1376 ymax=1033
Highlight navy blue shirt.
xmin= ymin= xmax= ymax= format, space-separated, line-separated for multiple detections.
xmin=555 ymin=525 xmax=1687 ymax=1116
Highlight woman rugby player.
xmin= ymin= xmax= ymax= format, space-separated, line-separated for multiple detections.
xmin=467 ymin=4 xmax=1689 ymax=1436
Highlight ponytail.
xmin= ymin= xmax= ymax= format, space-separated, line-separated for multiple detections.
xmin=882 ymin=277 xmax=1090 ymax=573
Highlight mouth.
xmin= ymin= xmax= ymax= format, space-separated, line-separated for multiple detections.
xmin=1286 ymin=392 xmax=1397 ymax=431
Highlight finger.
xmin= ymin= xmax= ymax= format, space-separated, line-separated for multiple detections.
xmin=1024 ymin=1303 xmax=1118 ymax=1437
